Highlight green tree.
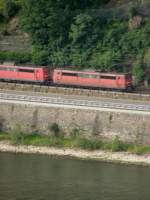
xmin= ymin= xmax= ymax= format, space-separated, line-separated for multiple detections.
xmin=21 ymin=0 xmax=109 ymax=66
xmin=90 ymin=50 xmax=121 ymax=71
xmin=143 ymin=48 xmax=150 ymax=83
xmin=69 ymin=13 xmax=94 ymax=46
xmin=143 ymin=48 xmax=150 ymax=70
xmin=132 ymin=59 xmax=145 ymax=84
xmin=0 ymin=0 xmax=5 ymax=13
xmin=19 ymin=0 xmax=150 ymax=85
xmin=3 ymin=0 xmax=20 ymax=19
xmin=69 ymin=13 xmax=98 ymax=66
xmin=32 ymin=47 xmax=49 ymax=65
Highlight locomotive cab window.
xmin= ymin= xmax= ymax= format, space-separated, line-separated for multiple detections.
xmin=100 ymin=75 xmax=116 ymax=80
xmin=62 ymin=72 xmax=78 ymax=77
xmin=18 ymin=68 xmax=34 ymax=73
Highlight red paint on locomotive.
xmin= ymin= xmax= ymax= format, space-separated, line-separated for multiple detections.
xmin=0 ymin=65 xmax=49 ymax=83
xmin=0 ymin=64 xmax=133 ymax=90
xmin=52 ymin=69 xmax=132 ymax=90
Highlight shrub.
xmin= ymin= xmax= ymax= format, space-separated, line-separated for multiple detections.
xmin=0 ymin=14 xmax=5 ymax=22
xmin=111 ymin=136 xmax=127 ymax=152
xmin=70 ymin=128 xmax=81 ymax=139
xmin=0 ymin=51 xmax=31 ymax=63
xmin=32 ymin=48 xmax=49 ymax=65
xmin=77 ymin=137 xmax=103 ymax=150
xmin=0 ymin=133 xmax=10 ymax=141
xmin=11 ymin=124 xmax=25 ymax=144
xmin=132 ymin=60 xmax=145 ymax=84
xmin=3 ymin=0 xmax=20 ymax=20
xmin=0 ymin=116 xmax=4 ymax=132
xmin=49 ymin=123 xmax=61 ymax=138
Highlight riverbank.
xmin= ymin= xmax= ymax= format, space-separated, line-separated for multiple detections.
xmin=0 ymin=141 xmax=150 ymax=166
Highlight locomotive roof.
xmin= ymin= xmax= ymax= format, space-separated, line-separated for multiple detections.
xmin=54 ymin=69 xmax=131 ymax=76
xmin=0 ymin=64 xmax=47 ymax=70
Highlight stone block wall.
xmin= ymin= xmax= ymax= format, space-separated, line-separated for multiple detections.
xmin=0 ymin=35 xmax=31 ymax=52
xmin=0 ymin=102 xmax=150 ymax=144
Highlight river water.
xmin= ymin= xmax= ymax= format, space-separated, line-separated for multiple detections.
xmin=0 ymin=153 xmax=150 ymax=200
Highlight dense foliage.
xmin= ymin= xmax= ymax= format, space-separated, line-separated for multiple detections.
xmin=0 ymin=0 xmax=21 ymax=21
xmin=0 ymin=51 xmax=31 ymax=63
xmin=20 ymin=0 xmax=150 ymax=82
xmin=0 ymin=0 xmax=150 ymax=83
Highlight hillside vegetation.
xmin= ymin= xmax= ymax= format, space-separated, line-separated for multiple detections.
xmin=0 ymin=0 xmax=150 ymax=83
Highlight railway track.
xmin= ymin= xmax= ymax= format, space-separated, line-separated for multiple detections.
xmin=0 ymin=92 xmax=150 ymax=113
xmin=133 ymin=88 xmax=150 ymax=94
xmin=0 ymin=81 xmax=150 ymax=101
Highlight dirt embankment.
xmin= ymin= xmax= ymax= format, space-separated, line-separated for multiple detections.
xmin=0 ymin=141 xmax=150 ymax=166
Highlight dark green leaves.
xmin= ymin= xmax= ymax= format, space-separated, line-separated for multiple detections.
xmin=19 ymin=0 xmax=150 ymax=83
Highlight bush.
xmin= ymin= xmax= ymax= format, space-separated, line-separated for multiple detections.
xmin=0 ymin=51 xmax=31 ymax=63
xmin=70 ymin=128 xmax=81 ymax=139
xmin=32 ymin=48 xmax=49 ymax=65
xmin=3 ymin=0 xmax=20 ymax=20
xmin=110 ymin=136 xmax=128 ymax=152
xmin=132 ymin=60 xmax=145 ymax=84
xmin=0 ymin=116 xmax=4 ymax=132
xmin=77 ymin=137 xmax=103 ymax=150
xmin=0 ymin=133 xmax=10 ymax=141
xmin=23 ymin=134 xmax=52 ymax=146
xmin=11 ymin=124 xmax=25 ymax=144
xmin=89 ymin=50 xmax=121 ymax=71
xmin=129 ymin=145 xmax=150 ymax=155
xmin=49 ymin=123 xmax=61 ymax=138
xmin=0 ymin=13 xmax=5 ymax=22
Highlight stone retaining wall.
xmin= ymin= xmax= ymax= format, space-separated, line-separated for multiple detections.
xmin=0 ymin=102 xmax=150 ymax=144
xmin=0 ymin=35 xmax=31 ymax=52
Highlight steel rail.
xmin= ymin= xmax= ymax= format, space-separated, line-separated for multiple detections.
xmin=0 ymin=92 xmax=150 ymax=112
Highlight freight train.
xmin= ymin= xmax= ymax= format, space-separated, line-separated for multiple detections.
xmin=0 ymin=64 xmax=133 ymax=91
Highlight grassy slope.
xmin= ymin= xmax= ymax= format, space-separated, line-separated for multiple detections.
xmin=1 ymin=132 xmax=150 ymax=155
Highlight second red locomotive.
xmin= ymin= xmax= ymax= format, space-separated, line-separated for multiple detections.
xmin=52 ymin=69 xmax=132 ymax=90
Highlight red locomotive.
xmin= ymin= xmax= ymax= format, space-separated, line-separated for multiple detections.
xmin=52 ymin=69 xmax=132 ymax=90
xmin=0 ymin=64 xmax=133 ymax=90
xmin=0 ymin=64 xmax=49 ymax=83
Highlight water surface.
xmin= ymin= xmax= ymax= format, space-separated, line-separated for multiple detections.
xmin=0 ymin=153 xmax=150 ymax=200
